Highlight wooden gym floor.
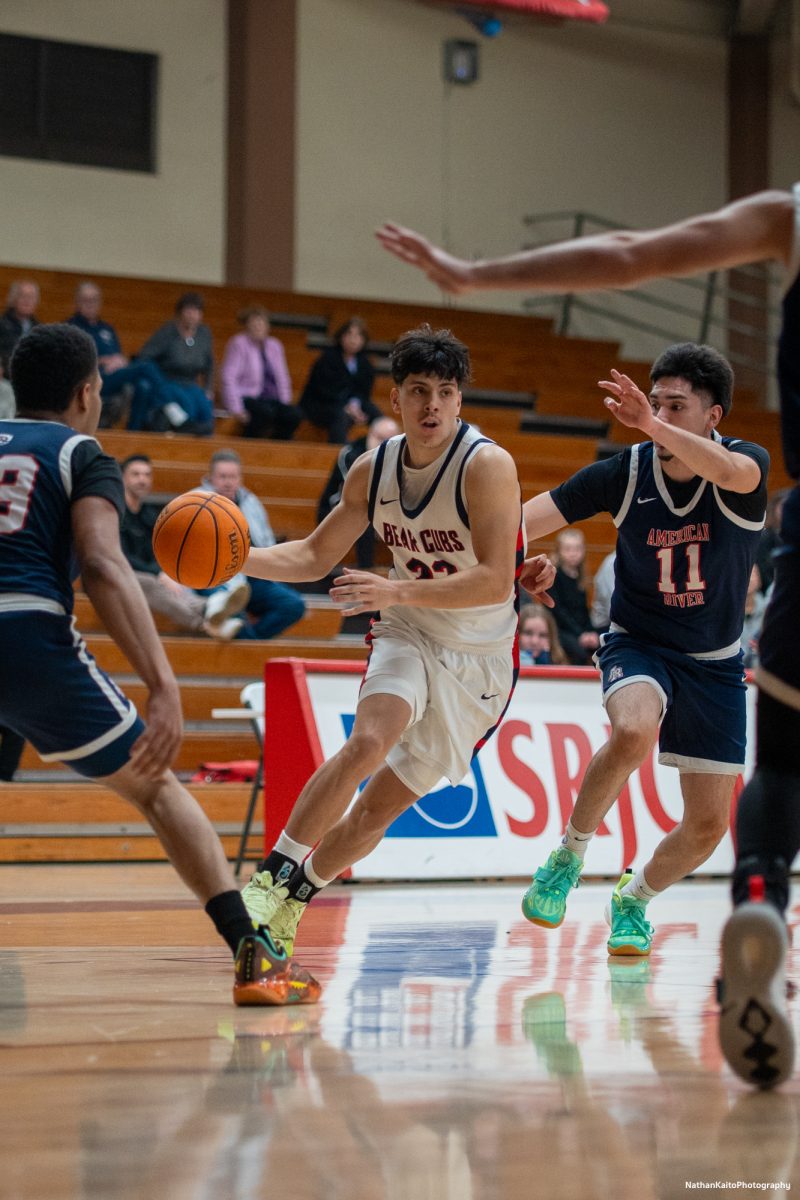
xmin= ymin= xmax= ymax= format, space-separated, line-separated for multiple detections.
xmin=1 ymin=864 xmax=799 ymax=1199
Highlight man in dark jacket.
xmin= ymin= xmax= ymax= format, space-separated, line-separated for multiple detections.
xmin=0 ymin=280 xmax=39 ymax=373
xmin=317 ymin=416 xmax=399 ymax=566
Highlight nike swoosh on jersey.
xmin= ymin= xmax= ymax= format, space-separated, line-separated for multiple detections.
xmin=481 ymin=692 xmax=500 ymax=700
xmin=379 ymin=497 xmax=400 ymax=505
xmin=637 ymin=496 xmax=657 ymax=504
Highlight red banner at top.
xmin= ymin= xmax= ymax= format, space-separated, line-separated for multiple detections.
xmin=433 ymin=0 xmax=609 ymax=22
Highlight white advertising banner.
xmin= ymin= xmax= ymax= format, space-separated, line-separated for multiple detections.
xmin=304 ymin=667 xmax=755 ymax=880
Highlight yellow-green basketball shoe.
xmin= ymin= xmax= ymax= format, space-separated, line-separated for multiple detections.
xmin=605 ymin=874 xmax=654 ymax=957
xmin=241 ymin=870 xmax=289 ymax=927
xmin=268 ymin=896 xmax=308 ymax=957
xmin=522 ymin=991 xmax=583 ymax=1077
xmin=521 ymin=846 xmax=583 ymax=928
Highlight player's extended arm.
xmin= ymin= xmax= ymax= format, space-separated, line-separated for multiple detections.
xmin=523 ymin=491 xmax=567 ymax=542
xmin=330 ymin=446 xmax=520 ymax=615
xmin=72 ymin=496 xmax=182 ymax=778
xmin=376 ymin=190 xmax=794 ymax=294
xmin=601 ymin=370 xmax=763 ymax=493
xmin=245 ymin=455 xmax=372 ymax=582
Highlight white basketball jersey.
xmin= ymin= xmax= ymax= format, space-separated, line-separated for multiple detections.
xmin=367 ymin=421 xmax=522 ymax=651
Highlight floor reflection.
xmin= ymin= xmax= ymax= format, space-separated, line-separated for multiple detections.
xmin=1 ymin=875 xmax=799 ymax=1198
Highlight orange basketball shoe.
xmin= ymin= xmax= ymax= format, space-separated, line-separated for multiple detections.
xmin=233 ymin=929 xmax=321 ymax=1006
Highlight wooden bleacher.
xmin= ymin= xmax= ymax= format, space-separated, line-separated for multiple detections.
xmin=0 ymin=262 xmax=789 ymax=863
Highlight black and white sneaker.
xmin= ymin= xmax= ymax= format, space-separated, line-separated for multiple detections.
xmin=718 ymin=901 xmax=794 ymax=1090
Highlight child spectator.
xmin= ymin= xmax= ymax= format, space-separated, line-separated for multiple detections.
xmin=549 ymin=529 xmax=600 ymax=665
xmin=518 ymin=602 xmax=567 ymax=666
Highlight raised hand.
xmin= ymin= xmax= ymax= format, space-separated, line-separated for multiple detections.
xmin=375 ymin=223 xmax=475 ymax=295
xmin=598 ymin=369 xmax=653 ymax=432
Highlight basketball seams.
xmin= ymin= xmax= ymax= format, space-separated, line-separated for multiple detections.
xmin=152 ymin=489 xmax=247 ymax=589
xmin=209 ymin=494 xmax=251 ymax=559
xmin=205 ymin=502 xmax=221 ymax=589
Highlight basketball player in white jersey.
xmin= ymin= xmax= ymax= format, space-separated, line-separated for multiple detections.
xmin=377 ymin=191 xmax=800 ymax=1088
xmin=239 ymin=324 xmax=555 ymax=950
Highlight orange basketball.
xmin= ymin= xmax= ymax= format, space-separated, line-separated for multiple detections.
xmin=152 ymin=490 xmax=251 ymax=589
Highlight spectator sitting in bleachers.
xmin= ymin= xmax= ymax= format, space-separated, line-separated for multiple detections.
xmin=67 ymin=281 xmax=163 ymax=429
xmin=120 ymin=454 xmax=249 ymax=641
xmin=549 ymin=528 xmax=600 ymax=666
xmin=0 ymin=280 xmax=39 ymax=374
xmin=201 ymin=450 xmax=306 ymax=639
xmin=317 ymin=415 xmax=400 ymax=568
xmin=0 ymin=363 xmax=15 ymax=419
xmin=518 ymin=602 xmax=567 ymax=666
xmin=299 ymin=316 xmax=382 ymax=443
xmin=220 ymin=306 xmax=301 ymax=440
xmin=135 ymin=292 xmax=215 ymax=435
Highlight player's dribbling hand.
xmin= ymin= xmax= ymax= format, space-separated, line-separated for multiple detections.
xmin=375 ymin=223 xmax=475 ymax=295
xmin=128 ymin=685 xmax=183 ymax=778
xmin=519 ymin=554 xmax=556 ymax=607
xmin=598 ymin=369 xmax=652 ymax=431
xmin=330 ymin=567 xmax=397 ymax=616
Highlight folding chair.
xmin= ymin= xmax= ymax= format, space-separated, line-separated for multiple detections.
xmin=234 ymin=681 xmax=264 ymax=876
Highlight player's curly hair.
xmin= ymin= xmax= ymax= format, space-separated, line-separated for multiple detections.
xmin=390 ymin=324 xmax=471 ymax=386
xmin=10 ymin=323 xmax=98 ymax=414
xmin=650 ymin=342 xmax=734 ymax=417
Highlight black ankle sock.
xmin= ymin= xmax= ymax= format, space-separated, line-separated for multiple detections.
xmin=205 ymin=890 xmax=258 ymax=955
xmin=286 ymin=863 xmax=321 ymax=904
xmin=257 ymin=849 xmax=300 ymax=884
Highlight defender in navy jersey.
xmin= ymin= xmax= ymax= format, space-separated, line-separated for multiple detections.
xmin=378 ymin=190 xmax=800 ymax=1088
xmin=2 ymin=323 xmax=319 ymax=1007
xmin=519 ymin=343 xmax=767 ymax=960
xmin=238 ymin=325 xmax=555 ymax=950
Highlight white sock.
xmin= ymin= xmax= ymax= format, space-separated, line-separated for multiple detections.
xmin=302 ymin=853 xmax=334 ymax=890
xmin=620 ymin=869 xmax=660 ymax=904
xmin=561 ymin=817 xmax=595 ymax=860
xmin=274 ymin=830 xmax=313 ymax=864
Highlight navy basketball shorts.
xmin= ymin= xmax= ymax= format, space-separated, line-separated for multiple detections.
xmin=0 ymin=611 xmax=144 ymax=778
xmin=596 ymin=631 xmax=746 ymax=774
xmin=757 ymin=485 xmax=800 ymax=713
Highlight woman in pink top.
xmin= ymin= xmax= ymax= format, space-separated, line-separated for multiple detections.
xmin=221 ymin=307 xmax=300 ymax=440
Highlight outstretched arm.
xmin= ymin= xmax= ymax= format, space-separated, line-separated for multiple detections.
xmin=376 ymin=190 xmax=795 ymax=295
xmin=600 ymin=370 xmax=763 ymax=492
xmin=245 ymin=454 xmax=372 ymax=583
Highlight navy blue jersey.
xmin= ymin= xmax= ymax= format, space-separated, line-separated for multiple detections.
xmin=551 ymin=437 xmax=769 ymax=656
xmin=0 ymin=419 xmax=124 ymax=613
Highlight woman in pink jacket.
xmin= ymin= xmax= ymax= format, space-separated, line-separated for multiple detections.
xmin=220 ymin=307 xmax=301 ymax=440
